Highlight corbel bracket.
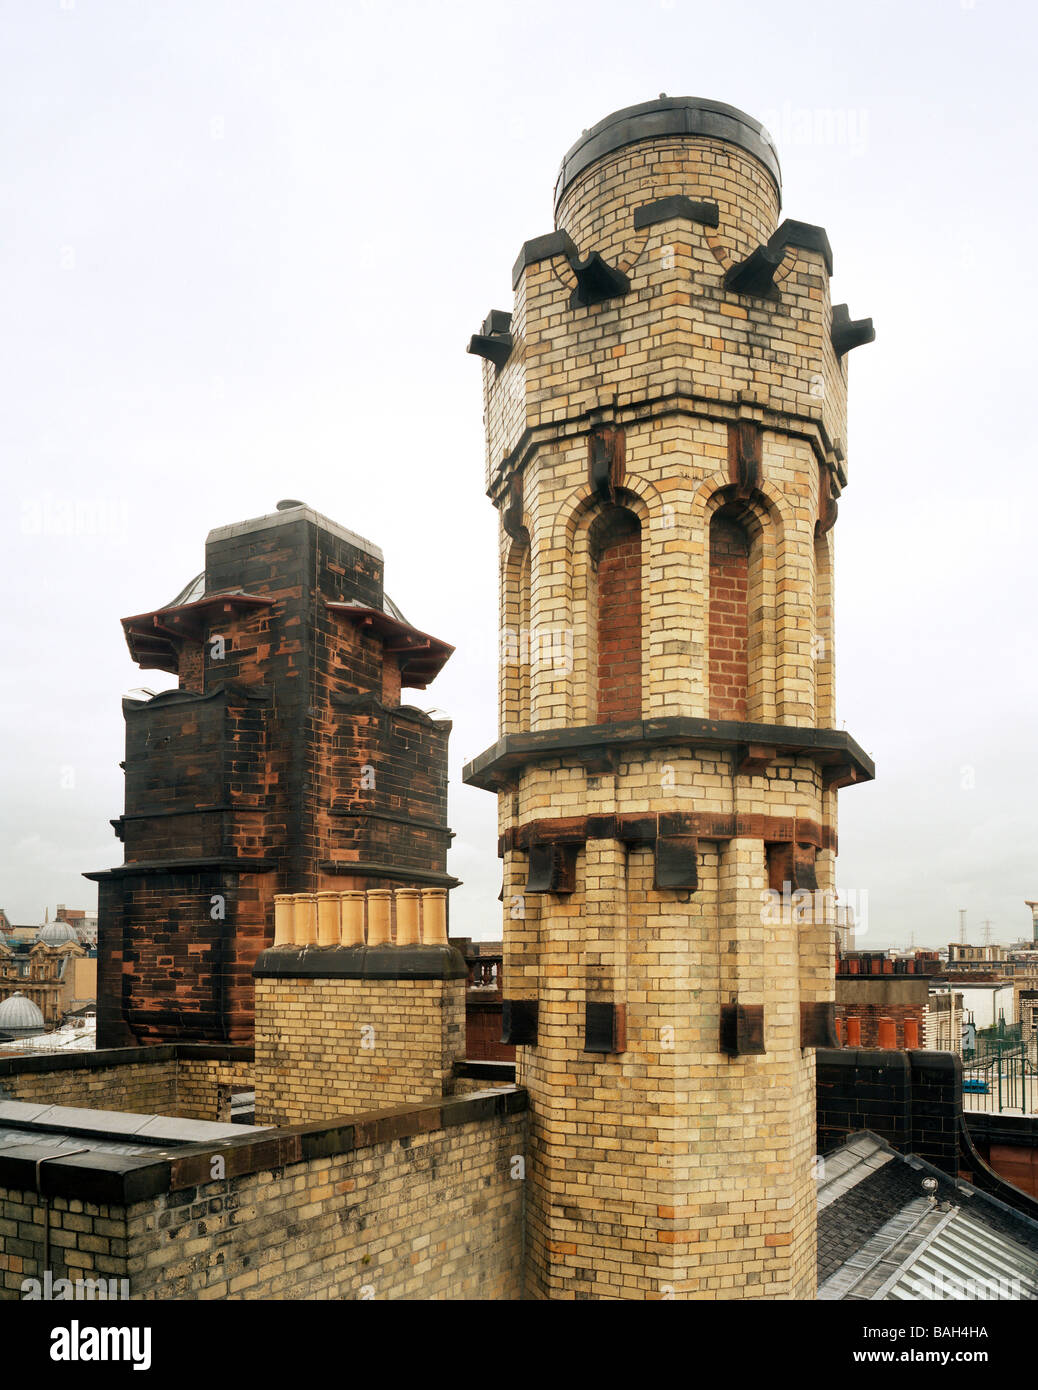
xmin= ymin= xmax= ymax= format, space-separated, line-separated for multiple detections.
xmin=584 ymin=1001 xmax=627 ymax=1054
xmin=724 ymin=243 xmax=785 ymax=296
xmin=568 ymin=250 xmax=630 ymax=310
xmin=502 ymin=472 xmax=526 ymax=543
xmin=501 ymin=998 xmax=538 ymax=1046
xmin=526 ymin=842 xmax=578 ymax=894
xmin=720 ymin=1001 xmax=766 ymax=1056
xmin=653 ymin=835 xmax=699 ymax=891
xmin=728 ymin=418 xmax=762 ymax=498
xmin=801 ymin=1000 xmax=839 ymax=1049
xmin=588 ymin=424 xmax=626 ymax=503
xmin=737 ymin=742 xmax=773 ymax=775
xmin=831 ymin=304 xmax=875 ymax=357
xmin=467 ymin=309 xmax=514 ymax=369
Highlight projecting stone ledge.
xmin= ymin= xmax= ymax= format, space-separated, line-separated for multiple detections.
xmin=252 ymin=944 xmax=468 ymax=981
xmin=462 ymin=716 xmax=875 ymax=791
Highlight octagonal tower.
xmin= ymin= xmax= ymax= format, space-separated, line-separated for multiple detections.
xmin=464 ymin=96 xmax=875 ymax=1300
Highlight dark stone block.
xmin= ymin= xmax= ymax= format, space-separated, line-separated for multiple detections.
xmin=633 ymin=195 xmax=719 ymax=230
xmin=501 ymin=999 xmax=538 ymax=1047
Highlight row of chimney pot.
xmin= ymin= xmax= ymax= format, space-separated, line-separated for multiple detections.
xmin=272 ymin=889 xmax=448 ymax=949
xmin=841 ymin=957 xmax=932 ymax=975
xmin=837 ymin=1016 xmax=921 ymax=1049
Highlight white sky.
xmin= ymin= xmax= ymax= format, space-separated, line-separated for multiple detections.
xmin=1 ymin=0 xmax=1035 ymax=950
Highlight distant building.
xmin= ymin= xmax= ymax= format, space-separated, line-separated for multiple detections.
xmin=955 ymin=980 xmax=1016 ymax=1032
xmin=925 ymin=987 xmax=965 ymax=1052
xmin=54 ymin=905 xmax=98 ymax=947
xmin=0 ymin=993 xmax=45 ymax=1040
xmin=946 ymin=942 xmax=1009 ymax=972
xmin=835 ymin=950 xmax=941 ymax=1049
xmin=0 ymin=924 xmax=96 ymax=1030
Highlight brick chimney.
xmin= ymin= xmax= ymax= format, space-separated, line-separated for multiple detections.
xmin=90 ymin=502 xmax=456 ymax=1047
xmin=252 ymin=888 xmax=466 ymax=1125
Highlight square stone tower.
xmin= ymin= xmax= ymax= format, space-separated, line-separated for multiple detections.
xmin=89 ymin=501 xmax=456 ymax=1047
xmin=463 ymin=97 xmax=875 ymax=1299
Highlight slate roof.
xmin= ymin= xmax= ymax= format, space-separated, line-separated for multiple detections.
xmin=817 ymin=1131 xmax=1038 ymax=1299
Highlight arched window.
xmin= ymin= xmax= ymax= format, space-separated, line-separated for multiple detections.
xmin=590 ymin=506 xmax=641 ymax=723
xmin=813 ymin=531 xmax=833 ymax=727
xmin=517 ymin=542 xmax=531 ymax=730
xmin=708 ymin=507 xmax=750 ymax=719
xmin=502 ymin=535 xmax=530 ymax=733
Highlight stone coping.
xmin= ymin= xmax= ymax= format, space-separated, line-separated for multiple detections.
xmin=0 ymin=1043 xmax=253 ymax=1079
xmin=206 ymin=504 xmax=383 ymax=561
xmin=553 ymin=96 xmax=782 ymax=211
xmin=966 ymin=1112 xmax=1038 ymax=1148
xmin=0 ymin=1087 xmax=528 ymax=1204
xmin=252 ymin=944 xmax=468 ymax=981
xmin=463 ymin=716 xmax=875 ymax=790
xmin=0 ymin=1100 xmax=269 ymax=1146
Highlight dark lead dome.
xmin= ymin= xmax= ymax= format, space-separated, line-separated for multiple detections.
xmin=554 ymin=96 xmax=782 ymax=212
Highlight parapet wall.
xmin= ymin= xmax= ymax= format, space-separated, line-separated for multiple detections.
xmin=0 ymin=1088 xmax=527 ymax=1300
xmin=253 ymin=973 xmax=466 ymax=1125
xmin=253 ymin=906 xmax=468 ymax=1125
xmin=0 ymin=1045 xmax=253 ymax=1123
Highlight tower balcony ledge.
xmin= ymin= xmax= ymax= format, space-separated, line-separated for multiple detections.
xmin=461 ymin=715 xmax=873 ymax=791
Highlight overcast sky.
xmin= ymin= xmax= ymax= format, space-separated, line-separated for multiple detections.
xmin=1 ymin=0 xmax=1035 ymax=949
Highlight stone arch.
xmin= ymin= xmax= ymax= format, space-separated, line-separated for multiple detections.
xmin=564 ymin=486 xmax=651 ymax=725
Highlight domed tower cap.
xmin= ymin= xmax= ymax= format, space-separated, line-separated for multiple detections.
xmin=554 ymin=96 xmax=781 ymax=212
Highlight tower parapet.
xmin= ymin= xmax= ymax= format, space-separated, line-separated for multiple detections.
xmin=465 ymin=95 xmax=875 ymax=1299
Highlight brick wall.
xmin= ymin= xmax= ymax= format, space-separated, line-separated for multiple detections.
xmin=835 ymin=1001 xmax=926 ymax=1048
xmin=967 ymin=1114 xmax=1038 ymax=1200
xmin=0 ymin=1090 xmax=526 ymax=1301
xmin=593 ymin=508 xmax=642 ymax=722
xmin=0 ymin=1057 xmax=178 ymax=1114
xmin=465 ymin=97 xmax=875 ymax=1298
xmin=0 ymin=1046 xmax=252 ymax=1123
xmin=172 ymin=1056 xmax=254 ymax=1121
xmin=254 ymin=976 xmax=465 ymax=1126
xmin=834 ymin=975 xmax=930 ymax=1049
xmin=466 ymin=997 xmax=514 ymax=1062
xmin=708 ymin=512 xmax=749 ymax=719
xmin=95 ymin=507 xmax=455 ymax=1049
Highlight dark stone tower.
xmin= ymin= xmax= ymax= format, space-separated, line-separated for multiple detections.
xmin=89 ymin=501 xmax=455 ymax=1047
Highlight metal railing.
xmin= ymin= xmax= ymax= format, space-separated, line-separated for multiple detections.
xmin=962 ymin=1036 xmax=1038 ymax=1115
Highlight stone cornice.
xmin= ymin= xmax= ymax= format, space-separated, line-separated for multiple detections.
xmin=462 ymin=716 xmax=874 ymax=791
xmin=485 ymin=386 xmax=840 ymax=505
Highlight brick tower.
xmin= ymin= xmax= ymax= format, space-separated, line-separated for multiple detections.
xmin=463 ymin=97 xmax=875 ymax=1299
xmin=89 ymin=501 xmax=456 ymax=1047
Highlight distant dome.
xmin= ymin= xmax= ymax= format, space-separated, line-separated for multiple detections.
xmin=0 ymin=992 xmax=44 ymax=1031
xmin=37 ymin=921 xmax=79 ymax=946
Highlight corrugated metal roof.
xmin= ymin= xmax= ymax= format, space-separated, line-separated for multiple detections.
xmin=883 ymin=1208 xmax=1038 ymax=1300
xmin=818 ymin=1131 xmax=1038 ymax=1300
